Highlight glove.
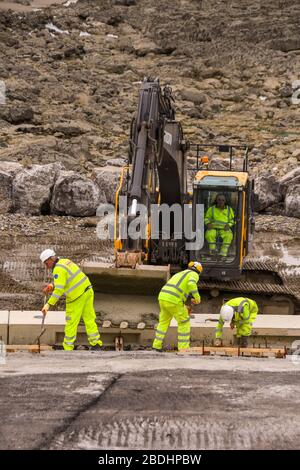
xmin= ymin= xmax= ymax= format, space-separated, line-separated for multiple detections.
xmin=214 ymin=338 xmax=222 ymax=347
xmin=41 ymin=303 xmax=50 ymax=316
xmin=186 ymin=306 xmax=192 ymax=315
xmin=230 ymin=322 xmax=235 ymax=330
xmin=191 ymin=298 xmax=200 ymax=305
xmin=42 ymin=283 xmax=53 ymax=295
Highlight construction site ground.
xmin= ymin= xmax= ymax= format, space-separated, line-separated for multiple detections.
xmin=1 ymin=350 xmax=300 ymax=450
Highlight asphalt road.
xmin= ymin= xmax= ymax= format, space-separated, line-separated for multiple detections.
xmin=1 ymin=352 xmax=300 ymax=450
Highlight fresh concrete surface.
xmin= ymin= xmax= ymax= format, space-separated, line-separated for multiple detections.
xmin=2 ymin=311 xmax=300 ymax=347
xmin=1 ymin=351 xmax=300 ymax=450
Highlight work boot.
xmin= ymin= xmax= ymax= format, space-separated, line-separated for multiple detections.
xmin=152 ymin=347 xmax=163 ymax=353
xmin=89 ymin=343 xmax=102 ymax=351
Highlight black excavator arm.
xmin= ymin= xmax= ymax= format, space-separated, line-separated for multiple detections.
xmin=116 ymin=77 xmax=189 ymax=267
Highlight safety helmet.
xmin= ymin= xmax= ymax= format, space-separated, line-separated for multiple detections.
xmin=220 ymin=304 xmax=234 ymax=323
xmin=40 ymin=248 xmax=56 ymax=263
xmin=188 ymin=261 xmax=203 ymax=274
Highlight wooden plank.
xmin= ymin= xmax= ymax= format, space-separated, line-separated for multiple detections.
xmin=179 ymin=346 xmax=286 ymax=358
xmin=6 ymin=345 xmax=53 ymax=353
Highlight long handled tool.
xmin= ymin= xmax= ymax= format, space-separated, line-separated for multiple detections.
xmin=34 ymin=267 xmax=48 ymax=353
xmin=35 ymin=314 xmax=46 ymax=353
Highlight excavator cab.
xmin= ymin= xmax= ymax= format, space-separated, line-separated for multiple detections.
xmin=189 ymin=144 xmax=254 ymax=280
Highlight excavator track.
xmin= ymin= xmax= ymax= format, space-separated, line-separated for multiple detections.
xmin=198 ymin=259 xmax=300 ymax=315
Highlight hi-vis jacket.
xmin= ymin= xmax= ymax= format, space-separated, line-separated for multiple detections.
xmin=158 ymin=269 xmax=200 ymax=305
xmin=204 ymin=205 xmax=235 ymax=230
xmin=48 ymin=258 xmax=92 ymax=306
xmin=215 ymin=297 xmax=258 ymax=339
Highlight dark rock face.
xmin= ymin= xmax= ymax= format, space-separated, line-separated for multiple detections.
xmin=0 ymin=0 xmax=299 ymax=218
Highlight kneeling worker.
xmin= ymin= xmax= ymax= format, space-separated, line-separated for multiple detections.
xmin=215 ymin=297 xmax=258 ymax=348
xmin=152 ymin=261 xmax=203 ymax=352
xmin=40 ymin=249 xmax=102 ymax=351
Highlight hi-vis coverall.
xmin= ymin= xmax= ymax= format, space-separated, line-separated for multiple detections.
xmin=152 ymin=269 xmax=200 ymax=351
xmin=215 ymin=297 xmax=258 ymax=340
xmin=204 ymin=205 xmax=235 ymax=256
xmin=48 ymin=258 xmax=102 ymax=350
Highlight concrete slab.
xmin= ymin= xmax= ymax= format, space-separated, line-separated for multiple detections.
xmin=0 ymin=311 xmax=9 ymax=344
xmin=4 ymin=311 xmax=300 ymax=348
xmin=8 ymin=310 xmax=70 ymax=345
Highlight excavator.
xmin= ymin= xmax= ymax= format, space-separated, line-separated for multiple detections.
xmin=82 ymin=78 xmax=299 ymax=342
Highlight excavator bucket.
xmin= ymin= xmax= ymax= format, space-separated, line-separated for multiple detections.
xmin=81 ymin=261 xmax=170 ymax=328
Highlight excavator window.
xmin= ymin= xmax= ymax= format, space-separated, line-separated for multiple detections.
xmin=193 ymin=187 xmax=240 ymax=264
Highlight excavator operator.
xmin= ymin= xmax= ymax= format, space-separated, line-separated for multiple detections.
xmin=204 ymin=193 xmax=235 ymax=258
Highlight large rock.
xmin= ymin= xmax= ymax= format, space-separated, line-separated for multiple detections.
xmin=92 ymin=166 xmax=123 ymax=205
xmin=254 ymin=172 xmax=282 ymax=211
xmin=279 ymin=168 xmax=300 ymax=197
xmin=180 ymin=88 xmax=207 ymax=104
xmin=0 ymin=161 xmax=22 ymax=176
xmin=0 ymin=171 xmax=13 ymax=214
xmin=13 ymin=163 xmax=63 ymax=215
xmin=0 ymin=105 xmax=34 ymax=124
xmin=51 ymin=171 xmax=102 ymax=216
xmin=285 ymin=185 xmax=300 ymax=218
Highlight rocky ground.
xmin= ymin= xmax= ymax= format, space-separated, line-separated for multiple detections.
xmin=0 ymin=0 xmax=299 ymax=309
xmin=0 ymin=0 xmax=299 ymax=216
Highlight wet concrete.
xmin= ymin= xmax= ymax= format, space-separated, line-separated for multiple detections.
xmin=1 ymin=352 xmax=300 ymax=450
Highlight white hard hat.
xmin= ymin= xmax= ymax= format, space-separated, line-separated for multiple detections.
xmin=220 ymin=304 xmax=234 ymax=323
xmin=40 ymin=249 xmax=56 ymax=263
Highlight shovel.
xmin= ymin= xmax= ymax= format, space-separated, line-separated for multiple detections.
xmin=34 ymin=314 xmax=46 ymax=353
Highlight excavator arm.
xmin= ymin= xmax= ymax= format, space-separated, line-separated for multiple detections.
xmin=116 ymin=77 xmax=188 ymax=268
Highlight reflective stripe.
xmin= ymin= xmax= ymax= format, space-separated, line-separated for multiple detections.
xmin=175 ymin=270 xmax=191 ymax=287
xmin=88 ymin=332 xmax=100 ymax=338
xmin=178 ymin=339 xmax=189 ymax=343
xmin=178 ymin=333 xmax=190 ymax=337
xmin=212 ymin=206 xmax=232 ymax=224
xmin=188 ymin=280 xmax=197 ymax=285
xmin=55 ymin=263 xmax=73 ymax=276
xmin=54 ymin=284 xmax=65 ymax=289
xmin=156 ymin=329 xmax=166 ymax=336
xmin=66 ymin=268 xmax=82 ymax=285
xmin=190 ymin=290 xmax=198 ymax=294
xmin=89 ymin=336 xmax=100 ymax=342
xmin=51 ymin=293 xmax=61 ymax=299
xmin=65 ymin=276 xmax=88 ymax=295
xmin=160 ymin=289 xmax=180 ymax=299
xmin=155 ymin=336 xmax=163 ymax=341
xmin=64 ymin=341 xmax=75 ymax=345
xmin=165 ymin=283 xmax=183 ymax=293
xmin=65 ymin=335 xmax=76 ymax=340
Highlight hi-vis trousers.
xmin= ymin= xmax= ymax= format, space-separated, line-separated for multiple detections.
xmin=63 ymin=288 xmax=102 ymax=350
xmin=152 ymin=300 xmax=190 ymax=351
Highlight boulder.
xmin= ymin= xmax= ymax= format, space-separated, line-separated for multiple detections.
xmin=0 ymin=105 xmax=34 ymax=124
xmin=0 ymin=161 xmax=22 ymax=176
xmin=13 ymin=163 xmax=63 ymax=215
xmin=0 ymin=171 xmax=13 ymax=214
xmin=180 ymin=88 xmax=207 ymax=104
xmin=208 ymin=157 xmax=230 ymax=171
xmin=51 ymin=171 xmax=102 ymax=216
xmin=279 ymin=168 xmax=300 ymax=197
xmin=254 ymin=172 xmax=282 ymax=211
xmin=285 ymin=184 xmax=300 ymax=218
xmin=92 ymin=166 xmax=123 ymax=205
